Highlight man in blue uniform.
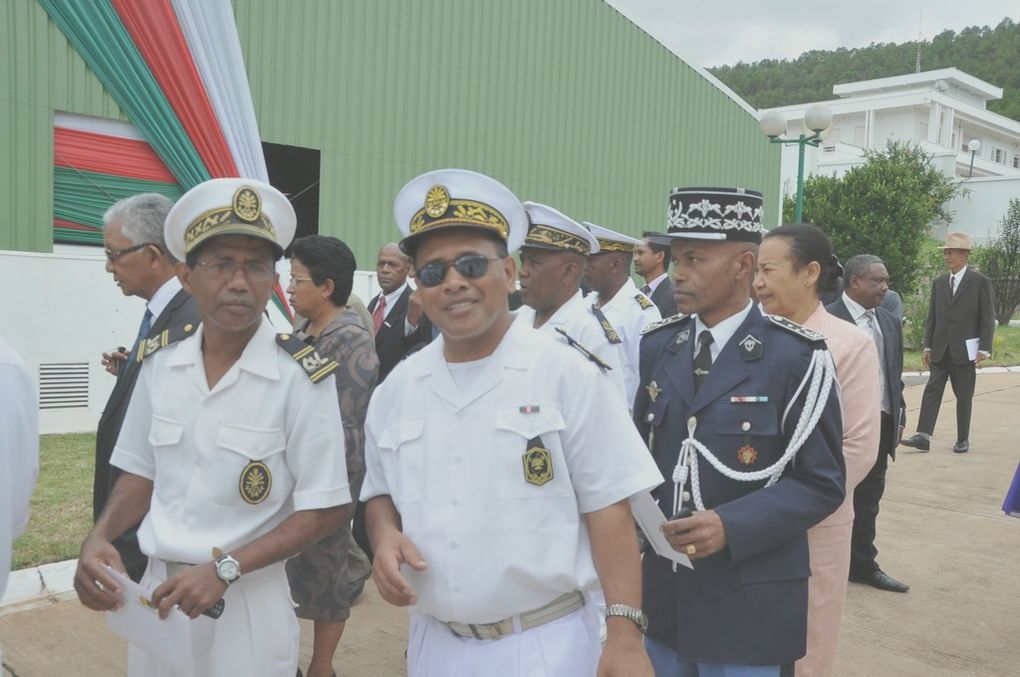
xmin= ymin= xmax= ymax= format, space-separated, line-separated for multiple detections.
xmin=635 ymin=187 xmax=846 ymax=676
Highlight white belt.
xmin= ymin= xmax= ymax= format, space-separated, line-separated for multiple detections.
xmin=445 ymin=591 xmax=585 ymax=640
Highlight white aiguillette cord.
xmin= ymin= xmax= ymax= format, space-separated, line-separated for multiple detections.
xmin=668 ymin=348 xmax=836 ymax=570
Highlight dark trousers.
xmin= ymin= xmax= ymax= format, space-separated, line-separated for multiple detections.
xmin=916 ymin=355 xmax=975 ymax=441
xmin=850 ymin=413 xmax=893 ymax=576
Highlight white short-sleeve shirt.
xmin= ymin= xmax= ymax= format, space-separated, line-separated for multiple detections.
xmin=361 ymin=314 xmax=662 ymax=624
xmin=111 ymin=317 xmax=351 ymax=564
xmin=516 ymin=290 xmax=628 ymax=401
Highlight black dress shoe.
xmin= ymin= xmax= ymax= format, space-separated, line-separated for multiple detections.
xmin=851 ymin=569 xmax=909 ymax=593
xmin=900 ymin=434 xmax=930 ymax=452
xmin=953 ymin=440 xmax=969 ymax=453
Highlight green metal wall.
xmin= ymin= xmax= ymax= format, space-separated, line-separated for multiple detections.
xmin=2 ymin=0 xmax=779 ymax=263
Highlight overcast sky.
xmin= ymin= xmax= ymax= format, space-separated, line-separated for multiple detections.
xmin=610 ymin=0 xmax=1020 ymax=69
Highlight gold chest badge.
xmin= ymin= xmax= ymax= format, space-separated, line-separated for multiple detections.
xmin=239 ymin=460 xmax=272 ymax=504
xmin=523 ymin=437 xmax=554 ymax=486
xmin=737 ymin=445 xmax=758 ymax=466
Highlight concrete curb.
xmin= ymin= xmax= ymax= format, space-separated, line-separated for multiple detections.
xmin=903 ymin=365 xmax=1020 ymax=377
xmin=1 ymin=559 xmax=76 ymax=610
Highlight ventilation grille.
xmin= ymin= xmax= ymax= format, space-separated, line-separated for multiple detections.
xmin=39 ymin=362 xmax=90 ymax=409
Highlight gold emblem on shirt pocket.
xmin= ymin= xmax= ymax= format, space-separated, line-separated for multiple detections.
xmin=239 ymin=461 xmax=272 ymax=504
xmin=523 ymin=439 xmax=553 ymax=486
xmin=217 ymin=425 xmax=286 ymax=507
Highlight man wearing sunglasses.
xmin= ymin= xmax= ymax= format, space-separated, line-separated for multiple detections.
xmin=74 ymin=179 xmax=351 ymax=675
xmin=361 ymin=168 xmax=662 ymax=677
xmin=95 ymin=193 xmax=200 ymax=583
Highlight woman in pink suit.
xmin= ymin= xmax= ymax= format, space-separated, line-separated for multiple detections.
xmin=755 ymin=224 xmax=881 ymax=677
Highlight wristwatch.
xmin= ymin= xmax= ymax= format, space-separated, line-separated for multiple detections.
xmin=605 ymin=603 xmax=649 ymax=634
xmin=212 ymin=547 xmax=241 ymax=586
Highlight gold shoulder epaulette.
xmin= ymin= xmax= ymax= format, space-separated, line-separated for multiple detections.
xmin=589 ymin=305 xmax=622 ymax=344
xmin=634 ymin=293 xmax=654 ymax=310
xmin=765 ymin=314 xmax=826 ymax=343
xmin=555 ymin=327 xmax=612 ymax=372
xmin=640 ymin=313 xmax=689 ymax=336
xmin=135 ymin=322 xmax=199 ymax=362
xmin=276 ymin=333 xmax=340 ymax=383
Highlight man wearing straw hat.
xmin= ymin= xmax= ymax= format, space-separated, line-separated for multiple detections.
xmin=901 ymin=232 xmax=996 ymax=454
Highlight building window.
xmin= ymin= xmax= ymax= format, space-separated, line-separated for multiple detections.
xmin=1013 ymin=156 xmax=1019 ymax=169
xmin=262 ymin=142 xmax=321 ymax=248
xmin=993 ymin=148 xmax=1004 ymax=164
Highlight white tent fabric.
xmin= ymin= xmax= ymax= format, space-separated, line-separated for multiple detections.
xmin=170 ymin=0 xmax=269 ymax=182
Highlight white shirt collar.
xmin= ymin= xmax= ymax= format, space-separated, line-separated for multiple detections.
xmin=951 ymin=265 xmax=968 ymax=284
xmin=377 ymin=280 xmax=409 ymax=318
xmin=694 ymin=299 xmax=754 ymax=362
xmin=646 ymin=272 xmax=668 ymax=292
xmin=146 ymin=276 xmax=183 ymax=320
xmin=841 ymin=291 xmax=871 ymax=323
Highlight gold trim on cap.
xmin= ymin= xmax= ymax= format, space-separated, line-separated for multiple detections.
xmin=524 ymin=224 xmax=591 ymax=254
xmin=595 ymin=239 xmax=634 ymax=253
xmin=409 ymin=198 xmax=510 ymax=240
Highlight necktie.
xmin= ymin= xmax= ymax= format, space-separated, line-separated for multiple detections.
xmin=866 ymin=310 xmax=891 ymax=413
xmin=950 ymin=275 xmax=956 ymax=296
xmin=641 ymin=284 xmax=652 ymax=295
xmin=693 ymin=330 xmax=714 ymax=393
xmin=137 ymin=309 xmax=153 ymax=342
xmin=372 ymin=294 xmax=387 ymax=333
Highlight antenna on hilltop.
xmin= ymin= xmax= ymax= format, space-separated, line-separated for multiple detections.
xmin=915 ymin=10 xmax=923 ymax=73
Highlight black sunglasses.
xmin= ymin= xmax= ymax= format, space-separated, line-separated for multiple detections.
xmin=415 ymin=254 xmax=501 ymax=288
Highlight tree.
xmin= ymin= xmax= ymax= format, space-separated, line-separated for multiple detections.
xmin=983 ymin=198 xmax=1020 ymax=326
xmin=782 ymin=140 xmax=966 ymax=295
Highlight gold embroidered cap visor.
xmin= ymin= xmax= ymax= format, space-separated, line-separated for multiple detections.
xmin=164 ymin=178 xmax=297 ymax=262
xmin=394 ymin=168 xmax=528 ymax=255
xmin=583 ymin=221 xmax=643 ymax=253
xmin=521 ymin=201 xmax=599 ymax=255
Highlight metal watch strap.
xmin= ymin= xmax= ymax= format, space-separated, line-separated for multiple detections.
xmin=605 ymin=603 xmax=648 ymax=634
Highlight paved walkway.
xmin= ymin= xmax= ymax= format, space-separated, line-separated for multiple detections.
xmin=2 ymin=374 xmax=1019 ymax=676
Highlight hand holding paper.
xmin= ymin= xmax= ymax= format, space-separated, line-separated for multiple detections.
xmin=105 ymin=566 xmax=194 ymax=672
xmin=629 ymin=492 xmax=693 ymax=568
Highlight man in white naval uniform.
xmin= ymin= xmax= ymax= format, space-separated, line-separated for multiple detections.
xmin=362 ymin=168 xmax=662 ymax=677
xmin=73 ymin=178 xmax=351 ymax=677
xmin=583 ymin=221 xmax=661 ymax=409
xmin=514 ymin=201 xmax=628 ymax=402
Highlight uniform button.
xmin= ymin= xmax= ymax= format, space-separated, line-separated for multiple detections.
xmin=454 ymin=456 xmax=463 ymax=463
xmin=682 ymin=491 xmax=691 ymax=502
xmin=449 ymin=541 xmax=459 ymax=549
xmin=688 ymin=416 xmax=697 ymax=427
xmin=456 ymin=411 xmax=467 ymax=419
xmin=452 ymin=584 xmax=462 ymax=592
xmin=451 ymin=497 xmax=460 ymax=506
xmin=741 ymin=421 xmax=751 ymax=432
xmin=646 ymin=413 xmax=655 ymax=423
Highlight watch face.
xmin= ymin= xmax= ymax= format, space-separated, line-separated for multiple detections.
xmin=218 ymin=559 xmax=240 ymax=581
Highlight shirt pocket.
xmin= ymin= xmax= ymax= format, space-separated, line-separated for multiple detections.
xmin=214 ymin=425 xmax=287 ymax=507
xmin=493 ymin=405 xmax=572 ymax=499
xmin=148 ymin=415 xmax=187 ymax=500
xmin=377 ymin=417 xmax=426 ymax=504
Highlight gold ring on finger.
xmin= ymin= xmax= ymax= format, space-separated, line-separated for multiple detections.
xmin=686 ymin=544 xmax=697 ymax=556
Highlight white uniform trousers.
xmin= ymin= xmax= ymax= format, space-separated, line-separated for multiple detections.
xmin=407 ymin=596 xmax=602 ymax=677
xmin=128 ymin=559 xmax=299 ymax=677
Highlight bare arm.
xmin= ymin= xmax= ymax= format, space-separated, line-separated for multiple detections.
xmin=366 ymin=495 xmax=427 ymax=606
xmin=585 ymin=500 xmax=653 ymax=677
xmin=73 ymin=472 xmax=153 ymax=611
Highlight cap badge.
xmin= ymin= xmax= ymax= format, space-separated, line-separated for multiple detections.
xmin=232 ymin=186 xmax=262 ymax=222
xmin=425 ymin=185 xmax=450 ymax=218
xmin=523 ymin=438 xmax=554 ymax=486
xmin=239 ymin=460 xmax=272 ymax=504
xmin=737 ymin=445 xmax=758 ymax=466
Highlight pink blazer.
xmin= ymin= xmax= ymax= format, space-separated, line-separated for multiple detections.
xmin=804 ymin=302 xmax=881 ymax=527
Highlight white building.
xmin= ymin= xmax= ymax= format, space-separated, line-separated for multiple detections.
xmin=767 ymin=68 xmax=1020 ymax=242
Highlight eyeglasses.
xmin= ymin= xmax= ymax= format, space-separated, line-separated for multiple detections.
xmin=415 ymin=254 xmax=501 ymax=288
xmin=104 ymin=243 xmax=158 ymax=262
xmin=289 ymin=276 xmax=315 ymax=285
xmin=194 ymin=258 xmax=276 ymax=283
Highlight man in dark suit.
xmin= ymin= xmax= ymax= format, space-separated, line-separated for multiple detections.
xmin=634 ymin=232 xmax=677 ymax=317
xmin=636 ymin=187 xmax=844 ymax=675
xmin=96 ymin=193 xmax=199 ymax=581
xmin=827 ymin=255 xmax=909 ymax=593
xmin=902 ymin=232 xmax=996 ymax=454
xmin=367 ymin=243 xmax=432 ymax=381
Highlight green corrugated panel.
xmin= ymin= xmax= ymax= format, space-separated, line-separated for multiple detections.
xmin=1 ymin=0 xmax=124 ymax=253
xmin=235 ymin=0 xmax=779 ymax=268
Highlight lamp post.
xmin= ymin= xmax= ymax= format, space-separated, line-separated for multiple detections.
xmin=967 ymin=139 xmax=981 ymax=178
xmin=760 ymin=103 xmax=833 ymax=223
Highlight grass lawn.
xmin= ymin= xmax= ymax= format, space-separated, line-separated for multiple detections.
xmin=12 ymin=432 xmax=95 ymax=569
xmin=903 ymin=324 xmax=1020 ymax=372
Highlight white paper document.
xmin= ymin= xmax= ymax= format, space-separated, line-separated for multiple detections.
xmin=630 ymin=491 xmax=693 ymax=569
xmin=965 ymin=338 xmax=980 ymax=361
xmin=105 ymin=566 xmax=193 ymax=672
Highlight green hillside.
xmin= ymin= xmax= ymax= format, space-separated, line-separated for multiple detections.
xmin=708 ymin=18 xmax=1020 ymax=122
